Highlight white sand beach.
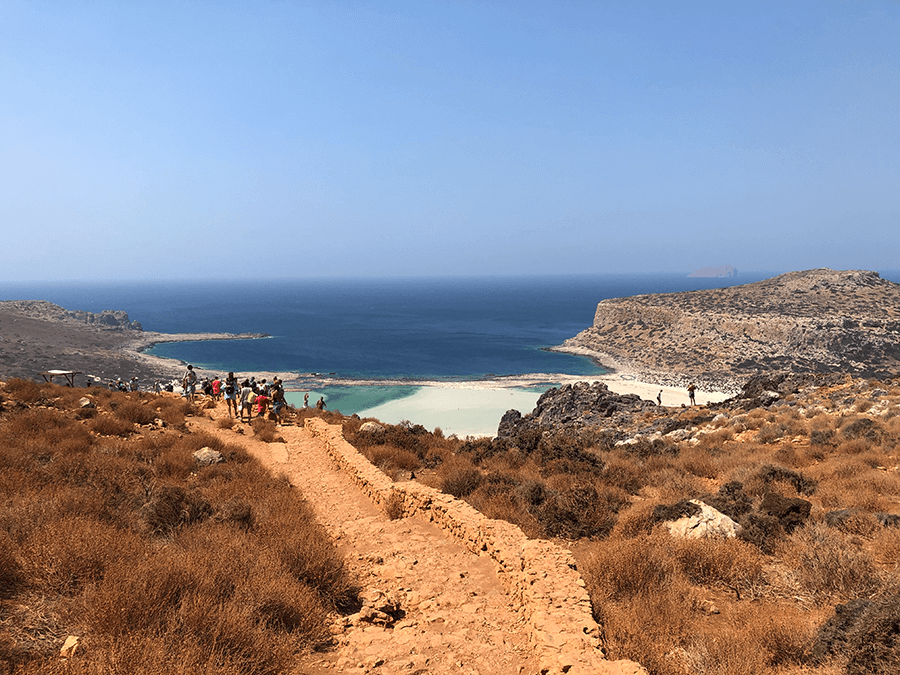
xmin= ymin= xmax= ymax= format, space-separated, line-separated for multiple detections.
xmin=356 ymin=376 xmax=732 ymax=438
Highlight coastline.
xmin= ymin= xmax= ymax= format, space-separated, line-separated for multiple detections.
xmin=546 ymin=343 xmax=744 ymax=396
xmin=1 ymin=300 xmax=734 ymax=437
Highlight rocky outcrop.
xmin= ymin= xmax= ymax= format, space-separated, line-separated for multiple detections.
xmin=0 ymin=300 xmax=142 ymax=330
xmin=498 ymin=381 xmax=657 ymax=438
xmin=556 ymin=269 xmax=900 ymax=387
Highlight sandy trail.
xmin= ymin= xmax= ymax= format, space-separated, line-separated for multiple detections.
xmin=191 ymin=407 xmax=535 ymax=675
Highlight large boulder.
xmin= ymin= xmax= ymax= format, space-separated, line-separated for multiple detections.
xmin=663 ymin=499 xmax=740 ymax=539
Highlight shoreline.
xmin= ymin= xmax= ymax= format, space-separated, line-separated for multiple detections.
xmin=124 ymin=337 xmax=734 ymax=431
xmin=546 ymin=343 xmax=744 ymax=396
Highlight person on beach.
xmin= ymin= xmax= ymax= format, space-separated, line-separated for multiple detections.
xmin=240 ymin=380 xmax=256 ymax=422
xmin=223 ymin=375 xmax=238 ymax=417
xmin=154 ymin=380 xmax=162 ymax=394
xmin=129 ymin=376 xmax=139 ymax=392
xmin=303 ymin=392 xmax=309 ymax=408
xmin=182 ymin=365 xmax=198 ymax=401
xmin=687 ymin=383 xmax=697 ymax=406
xmin=315 ymin=396 xmax=326 ymax=411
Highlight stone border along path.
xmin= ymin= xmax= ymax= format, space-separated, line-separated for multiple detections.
xmin=193 ymin=410 xmax=645 ymax=675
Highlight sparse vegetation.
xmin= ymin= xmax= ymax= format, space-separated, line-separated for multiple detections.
xmin=342 ymin=375 xmax=900 ymax=674
xmin=0 ymin=380 xmax=357 ymax=675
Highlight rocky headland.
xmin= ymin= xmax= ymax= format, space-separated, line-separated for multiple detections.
xmin=0 ymin=300 xmax=268 ymax=384
xmin=553 ymin=269 xmax=900 ymax=391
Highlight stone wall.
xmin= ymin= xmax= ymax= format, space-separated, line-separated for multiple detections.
xmin=305 ymin=418 xmax=646 ymax=675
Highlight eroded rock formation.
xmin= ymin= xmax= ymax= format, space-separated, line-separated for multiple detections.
xmin=556 ymin=269 xmax=900 ymax=387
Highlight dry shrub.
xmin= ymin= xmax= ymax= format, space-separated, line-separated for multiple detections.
xmin=367 ymin=445 xmax=421 ymax=473
xmin=646 ymin=467 xmax=705 ymax=500
xmin=675 ymin=447 xmax=721 ymax=479
xmin=89 ymin=413 xmax=135 ymax=437
xmin=217 ymin=416 xmax=235 ymax=429
xmin=20 ymin=515 xmax=146 ymax=595
xmin=3 ymin=378 xmax=44 ymax=403
xmin=582 ymin=533 xmax=680 ymax=601
xmin=534 ymin=483 xmax=626 ymax=539
xmin=591 ymin=586 xmax=696 ymax=675
xmin=114 ymin=400 xmax=158 ymax=425
xmin=779 ymin=522 xmax=881 ymax=603
xmin=671 ymin=537 xmax=766 ymax=597
xmin=254 ymin=491 xmax=358 ymax=612
xmin=439 ymin=459 xmax=483 ymax=498
xmin=152 ymin=442 xmax=199 ymax=480
xmin=836 ymin=438 xmax=875 ymax=455
xmin=872 ymin=527 xmax=900 ymax=565
xmin=141 ymin=485 xmax=213 ymax=535
xmin=600 ymin=457 xmax=648 ymax=494
xmin=681 ymin=610 xmax=812 ymax=675
xmin=468 ymin=491 xmax=543 ymax=538
xmin=251 ymin=418 xmax=278 ymax=442
xmin=608 ymin=501 xmax=656 ymax=539
xmin=815 ymin=468 xmax=899 ymax=512
xmin=153 ymin=395 xmax=194 ymax=427
xmin=0 ymin=531 xmax=22 ymax=597
xmin=383 ymin=492 xmax=405 ymax=520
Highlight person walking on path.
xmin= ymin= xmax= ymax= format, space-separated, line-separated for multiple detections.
xmin=303 ymin=392 xmax=309 ymax=408
xmin=269 ymin=378 xmax=286 ymax=424
xmin=687 ymin=382 xmax=697 ymax=406
xmin=240 ymin=380 xmax=256 ymax=422
xmin=223 ymin=374 xmax=238 ymax=418
xmin=315 ymin=396 xmax=326 ymax=411
xmin=182 ymin=365 xmax=198 ymax=401
xmin=657 ymin=390 xmax=662 ymax=406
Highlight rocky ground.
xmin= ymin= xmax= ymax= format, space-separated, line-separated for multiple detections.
xmin=556 ymin=269 xmax=900 ymax=390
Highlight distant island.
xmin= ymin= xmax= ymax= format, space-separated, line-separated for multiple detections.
xmin=553 ymin=268 xmax=900 ymax=390
xmin=687 ymin=265 xmax=737 ymax=278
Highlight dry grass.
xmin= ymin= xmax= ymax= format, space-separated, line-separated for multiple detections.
xmin=336 ymin=375 xmax=900 ymax=674
xmin=0 ymin=381 xmax=355 ymax=674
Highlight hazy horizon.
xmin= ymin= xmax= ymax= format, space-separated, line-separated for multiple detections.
xmin=2 ymin=2 xmax=898 ymax=282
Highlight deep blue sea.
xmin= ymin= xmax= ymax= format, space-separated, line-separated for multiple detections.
xmin=7 ymin=271 xmax=899 ymax=414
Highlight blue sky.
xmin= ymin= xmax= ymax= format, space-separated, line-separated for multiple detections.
xmin=1 ymin=1 xmax=898 ymax=281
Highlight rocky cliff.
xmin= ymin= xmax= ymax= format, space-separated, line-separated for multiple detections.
xmin=555 ymin=269 xmax=900 ymax=388
xmin=0 ymin=300 xmax=143 ymax=330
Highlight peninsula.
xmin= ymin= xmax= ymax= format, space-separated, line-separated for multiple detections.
xmin=0 ymin=300 xmax=268 ymax=384
xmin=553 ymin=269 xmax=900 ymax=391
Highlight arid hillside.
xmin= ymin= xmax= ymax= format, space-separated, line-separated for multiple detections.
xmin=556 ymin=269 xmax=900 ymax=389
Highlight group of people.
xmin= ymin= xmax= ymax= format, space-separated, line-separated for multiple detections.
xmin=103 ymin=376 xmax=139 ymax=392
xmin=185 ymin=368 xmax=288 ymax=424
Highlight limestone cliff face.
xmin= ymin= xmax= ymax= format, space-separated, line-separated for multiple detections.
xmin=558 ymin=269 xmax=900 ymax=384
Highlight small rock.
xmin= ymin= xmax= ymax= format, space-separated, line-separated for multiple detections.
xmin=78 ymin=397 xmax=95 ymax=409
xmin=193 ymin=447 xmax=224 ymax=466
xmin=60 ymin=635 xmax=81 ymax=658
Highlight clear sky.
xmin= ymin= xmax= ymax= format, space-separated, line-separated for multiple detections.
xmin=1 ymin=1 xmax=898 ymax=281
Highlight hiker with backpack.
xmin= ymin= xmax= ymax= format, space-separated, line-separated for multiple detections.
xmin=223 ymin=372 xmax=238 ymax=417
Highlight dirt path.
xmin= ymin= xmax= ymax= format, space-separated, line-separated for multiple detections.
xmin=191 ymin=408 xmax=536 ymax=675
